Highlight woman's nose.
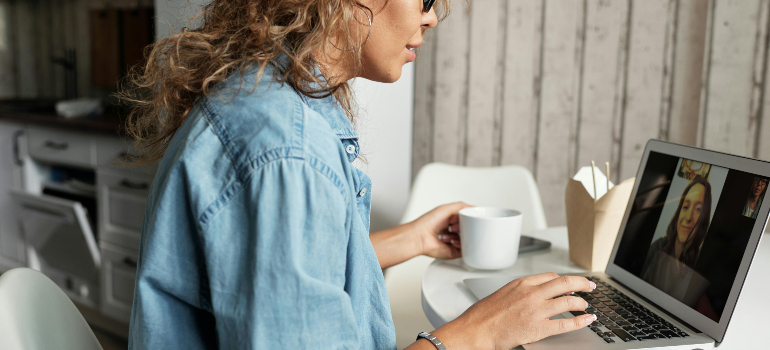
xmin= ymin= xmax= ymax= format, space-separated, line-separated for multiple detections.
xmin=682 ymin=209 xmax=692 ymax=222
xmin=422 ymin=8 xmax=438 ymax=29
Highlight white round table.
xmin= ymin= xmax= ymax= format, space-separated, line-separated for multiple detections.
xmin=421 ymin=226 xmax=770 ymax=349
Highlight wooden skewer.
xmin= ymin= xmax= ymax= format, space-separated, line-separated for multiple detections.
xmin=591 ymin=160 xmax=597 ymax=203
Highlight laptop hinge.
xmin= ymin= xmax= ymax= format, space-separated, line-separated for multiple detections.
xmin=607 ymin=276 xmax=704 ymax=335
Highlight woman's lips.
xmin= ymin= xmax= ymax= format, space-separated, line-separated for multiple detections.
xmin=406 ymin=47 xmax=416 ymax=62
xmin=406 ymin=43 xmax=421 ymax=62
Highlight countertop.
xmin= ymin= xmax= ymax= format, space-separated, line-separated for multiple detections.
xmin=0 ymin=100 xmax=125 ymax=135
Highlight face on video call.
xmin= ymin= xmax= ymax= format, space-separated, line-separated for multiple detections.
xmin=677 ymin=183 xmax=706 ymax=245
xmin=668 ymin=176 xmax=713 ymax=267
xmin=751 ymin=178 xmax=767 ymax=195
xmin=742 ymin=177 xmax=768 ymax=219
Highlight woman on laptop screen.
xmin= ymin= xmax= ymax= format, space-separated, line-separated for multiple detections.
xmin=742 ymin=177 xmax=768 ymax=219
xmin=642 ymin=175 xmax=712 ymax=306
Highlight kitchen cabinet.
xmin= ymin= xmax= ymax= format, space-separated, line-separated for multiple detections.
xmin=0 ymin=121 xmax=155 ymax=335
xmin=100 ymin=241 xmax=139 ymax=321
xmin=27 ymin=127 xmax=97 ymax=168
xmin=98 ymin=169 xmax=151 ymax=251
xmin=0 ymin=121 xmax=26 ymax=271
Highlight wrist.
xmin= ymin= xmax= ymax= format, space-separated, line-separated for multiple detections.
xmin=431 ymin=316 xmax=493 ymax=350
xmin=416 ymin=332 xmax=446 ymax=350
xmin=406 ymin=220 xmax=427 ymax=257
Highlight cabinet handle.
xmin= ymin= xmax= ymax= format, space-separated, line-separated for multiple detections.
xmin=120 ymin=179 xmax=149 ymax=190
xmin=13 ymin=130 xmax=24 ymax=166
xmin=123 ymin=257 xmax=138 ymax=268
xmin=44 ymin=140 xmax=69 ymax=150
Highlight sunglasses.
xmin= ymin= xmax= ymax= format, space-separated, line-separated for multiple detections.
xmin=423 ymin=0 xmax=436 ymax=12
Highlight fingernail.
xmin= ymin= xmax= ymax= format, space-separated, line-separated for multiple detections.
xmin=589 ymin=281 xmax=596 ymax=290
xmin=584 ymin=314 xmax=597 ymax=324
xmin=585 ymin=300 xmax=589 ymax=308
xmin=438 ymin=234 xmax=445 ymax=241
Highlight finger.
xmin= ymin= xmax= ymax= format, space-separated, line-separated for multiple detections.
xmin=439 ymin=202 xmax=473 ymax=217
xmin=448 ymin=223 xmax=460 ymax=233
xmin=544 ymin=314 xmax=597 ymax=339
xmin=450 ymin=238 xmax=461 ymax=248
xmin=544 ymin=296 xmax=587 ymax=318
xmin=518 ymin=272 xmax=562 ymax=287
xmin=450 ymin=245 xmax=462 ymax=258
xmin=438 ymin=233 xmax=459 ymax=243
xmin=539 ymin=276 xmax=595 ymax=298
xmin=448 ymin=214 xmax=460 ymax=224
xmin=435 ymin=241 xmax=462 ymax=259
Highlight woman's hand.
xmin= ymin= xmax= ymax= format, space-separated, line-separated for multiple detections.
xmin=410 ymin=273 xmax=597 ymax=350
xmin=411 ymin=202 xmax=471 ymax=259
xmin=369 ymin=202 xmax=470 ymax=269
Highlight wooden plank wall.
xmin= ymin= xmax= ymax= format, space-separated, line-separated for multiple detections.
xmin=0 ymin=0 xmax=152 ymax=100
xmin=414 ymin=0 xmax=770 ymax=225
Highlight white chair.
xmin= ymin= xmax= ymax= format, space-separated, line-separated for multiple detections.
xmin=385 ymin=163 xmax=547 ymax=348
xmin=0 ymin=268 xmax=103 ymax=350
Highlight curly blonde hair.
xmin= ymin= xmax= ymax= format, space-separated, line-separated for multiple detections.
xmin=120 ymin=0 xmax=451 ymax=164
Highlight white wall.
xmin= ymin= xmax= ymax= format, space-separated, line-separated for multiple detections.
xmin=352 ymin=69 xmax=414 ymax=232
xmin=155 ymin=0 xmax=414 ymax=232
xmin=155 ymin=0 xmax=205 ymax=39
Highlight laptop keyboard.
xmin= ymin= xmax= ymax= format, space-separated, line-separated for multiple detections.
xmin=570 ymin=277 xmax=690 ymax=344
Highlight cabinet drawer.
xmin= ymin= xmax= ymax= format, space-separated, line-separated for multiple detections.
xmin=100 ymin=242 xmax=138 ymax=322
xmin=27 ymin=127 xmax=95 ymax=167
xmin=98 ymin=170 xmax=151 ymax=250
xmin=96 ymin=136 xmax=158 ymax=176
xmin=10 ymin=189 xmax=101 ymax=307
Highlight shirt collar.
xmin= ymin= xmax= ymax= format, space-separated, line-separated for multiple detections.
xmin=275 ymin=54 xmax=358 ymax=140
xmin=305 ymin=94 xmax=358 ymax=140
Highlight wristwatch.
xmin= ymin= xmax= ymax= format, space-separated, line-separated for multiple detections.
xmin=416 ymin=332 xmax=447 ymax=350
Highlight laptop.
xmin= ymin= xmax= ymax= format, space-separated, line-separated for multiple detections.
xmin=464 ymin=139 xmax=770 ymax=349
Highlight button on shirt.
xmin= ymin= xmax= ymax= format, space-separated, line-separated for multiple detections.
xmin=128 ymin=63 xmax=392 ymax=349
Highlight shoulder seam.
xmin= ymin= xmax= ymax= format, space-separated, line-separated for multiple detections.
xmin=198 ymin=153 xmax=350 ymax=228
xmin=200 ymin=98 xmax=239 ymax=164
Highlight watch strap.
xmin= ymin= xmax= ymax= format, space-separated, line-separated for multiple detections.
xmin=416 ymin=332 xmax=447 ymax=350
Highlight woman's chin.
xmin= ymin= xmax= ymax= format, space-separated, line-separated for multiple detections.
xmin=360 ymin=67 xmax=402 ymax=83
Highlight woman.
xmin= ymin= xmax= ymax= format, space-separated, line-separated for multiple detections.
xmin=642 ymin=176 xmax=712 ymax=304
xmin=122 ymin=0 xmax=597 ymax=349
xmin=742 ymin=177 xmax=767 ymax=219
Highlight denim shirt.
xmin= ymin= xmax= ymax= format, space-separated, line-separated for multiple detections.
xmin=128 ymin=63 xmax=396 ymax=349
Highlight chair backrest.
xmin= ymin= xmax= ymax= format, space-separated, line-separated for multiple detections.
xmin=401 ymin=163 xmax=548 ymax=231
xmin=0 ymin=268 xmax=103 ymax=350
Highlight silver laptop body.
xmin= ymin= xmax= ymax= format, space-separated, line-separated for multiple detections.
xmin=465 ymin=140 xmax=770 ymax=350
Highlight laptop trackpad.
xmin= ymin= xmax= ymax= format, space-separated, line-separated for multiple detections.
xmin=523 ymin=318 xmax=605 ymax=350
xmin=464 ymin=276 xmax=515 ymax=300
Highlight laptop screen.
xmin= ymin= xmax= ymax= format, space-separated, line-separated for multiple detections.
xmin=613 ymin=151 xmax=769 ymax=323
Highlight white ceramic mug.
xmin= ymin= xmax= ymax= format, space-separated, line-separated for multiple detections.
xmin=459 ymin=207 xmax=523 ymax=270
